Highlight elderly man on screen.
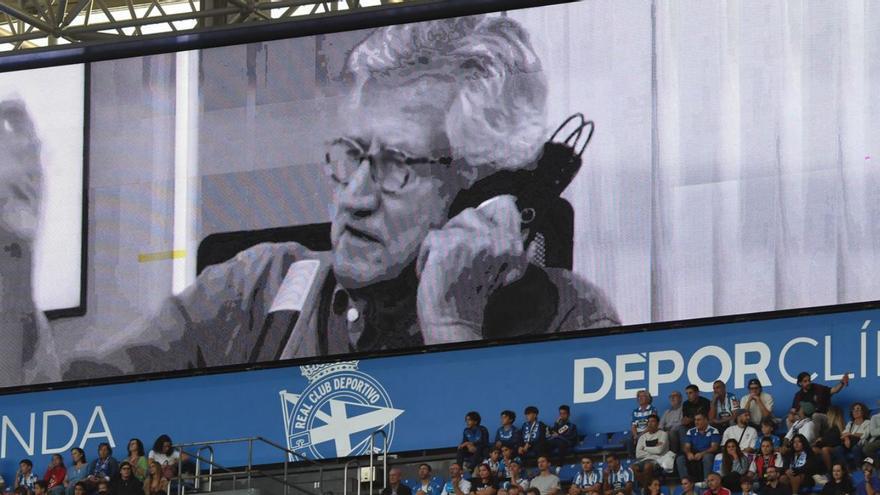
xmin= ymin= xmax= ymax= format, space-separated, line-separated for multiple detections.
xmin=0 ymin=16 xmax=618 ymax=384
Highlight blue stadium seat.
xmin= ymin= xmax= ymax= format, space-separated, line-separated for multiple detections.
xmin=557 ymin=464 xmax=579 ymax=482
xmin=660 ymin=488 xmax=670 ymax=495
xmin=402 ymin=479 xmax=419 ymax=491
xmin=604 ymin=431 xmax=630 ymax=450
xmin=575 ymin=433 xmax=604 ymax=453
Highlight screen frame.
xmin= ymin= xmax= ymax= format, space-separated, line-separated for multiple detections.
xmin=0 ymin=0 xmax=877 ymax=396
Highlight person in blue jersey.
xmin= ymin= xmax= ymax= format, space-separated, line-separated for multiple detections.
xmin=485 ymin=448 xmax=503 ymax=478
xmin=414 ymin=464 xmax=443 ymax=495
xmin=602 ymin=454 xmax=634 ymax=495
xmin=499 ymin=460 xmax=530 ymax=495
xmin=547 ymin=405 xmax=579 ymax=465
xmin=753 ymin=419 xmax=781 ymax=453
xmin=709 ymin=381 xmax=739 ymax=432
xmin=459 ymin=411 xmax=491 ymax=471
xmin=628 ymin=390 xmax=658 ymax=458
xmin=519 ymin=406 xmax=547 ymax=460
xmin=676 ymin=412 xmax=720 ymax=482
xmin=568 ymin=457 xmax=602 ymax=495
xmin=497 ymin=411 xmax=523 ymax=451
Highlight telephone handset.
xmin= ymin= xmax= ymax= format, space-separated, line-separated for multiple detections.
xmin=447 ymin=113 xmax=594 ymax=249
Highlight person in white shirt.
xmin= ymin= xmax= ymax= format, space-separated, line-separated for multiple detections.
xmin=633 ymin=415 xmax=669 ymax=488
xmin=721 ymin=410 xmax=759 ymax=454
xmin=740 ymin=379 xmax=774 ymax=427
xmin=441 ymin=463 xmax=471 ymax=495
xmin=784 ymin=402 xmax=817 ymax=452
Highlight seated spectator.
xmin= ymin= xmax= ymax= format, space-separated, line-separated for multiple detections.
xmin=124 ymin=438 xmax=148 ymax=482
xmin=458 ymin=412 xmax=490 ymax=471
xmin=34 ymin=480 xmax=47 ymax=495
xmin=748 ymin=438 xmax=783 ymax=488
xmin=414 ymin=464 xmax=443 ymax=495
xmin=820 ymin=463 xmax=854 ymax=495
xmin=507 ymin=486 xmax=524 ymax=495
xmin=703 ymin=473 xmax=730 ymax=495
xmin=568 ymin=458 xmax=602 ymax=495
xmin=660 ymin=391 xmax=683 ymax=453
xmin=500 ymin=446 xmax=519 ymax=478
xmin=676 ymin=412 xmax=720 ymax=482
xmin=519 ymin=407 xmax=547 ymax=460
xmin=530 ymin=457 xmax=560 ymax=495
xmin=497 ymin=411 xmax=523 ymax=451
xmin=71 ymin=482 xmax=87 ymax=495
xmin=839 ymin=403 xmax=871 ymax=468
xmin=678 ymin=477 xmax=698 ymax=495
xmin=642 ymin=479 xmax=661 ymax=495
xmin=813 ymin=405 xmax=845 ymax=472
xmin=95 ymin=481 xmax=110 ymax=495
xmin=709 ymin=381 xmax=739 ymax=432
xmin=857 ymin=458 xmax=879 ymax=495
xmin=678 ymin=386 xmax=711 ymax=453
xmin=602 ymin=453 xmax=633 ymax=495
xmin=382 ymin=468 xmax=413 ymax=495
xmin=862 ymin=410 xmax=880 ymax=461
xmin=85 ymin=443 xmax=118 ymax=490
xmin=471 ymin=464 xmax=498 ymax=495
xmin=148 ymin=435 xmax=185 ymax=480
xmin=791 ymin=372 xmax=848 ymax=416
xmin=784 ymin=403 xmax=818 ymax=450
xmin=722 ymin=409 xmax=758 ymax=454
xmin=499 ymin=460 xmax=529 ymax=494
xmin=741 ymin=379 xmax=774 ymax=427
xmin=64 ymin=448 xmax=88 ymax=495
xmin=632 ymin=415 xmax=669 ymax=488
xmin=111 ymin=462 xmax=144 ymax=495
xmin=547 ymin=405 xmax=578 ymax=464
xmin=485 ymin=448 xmax=503 ymax=478
xmin=740 ymin=479 xmax=756 ymax=495
xmin=783 ymin=434 xmax=822 ymax=495
xmin=144 ymin=461 xmax=168 ymax=495
xmin=719 ymin=439 xmax=749 ymax=492
xmin=753 ymin=419 xmax=781 ymax=453
xmin=43 ymin=454 xmax=66 ymax=495
xmin=15 ymin=459 xmax=38 ymax=494
xmin=759 ymin=466 xmax=787 ymax=495
xmin=442 ymin=463 xmax=472 ymax=495
xmin=628 ymin=391 xmax=658 ymax=458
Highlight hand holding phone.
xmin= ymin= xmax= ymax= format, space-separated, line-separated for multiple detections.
xmin=416 ymin=195 xmax=527 ymax=345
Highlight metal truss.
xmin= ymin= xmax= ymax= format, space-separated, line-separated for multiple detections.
xmin=0 ymin=0 xmax=408 ymax=51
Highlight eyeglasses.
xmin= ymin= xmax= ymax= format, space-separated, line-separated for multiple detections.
xmin=324 ymin=137 xmax=453 ymax=194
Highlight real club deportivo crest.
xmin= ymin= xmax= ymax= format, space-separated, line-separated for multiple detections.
xmin=279 ymin=361 xmax=403 ymax=459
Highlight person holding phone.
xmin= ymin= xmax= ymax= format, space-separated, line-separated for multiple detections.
xmin=0 ymin=15 xmax=618 ymax=385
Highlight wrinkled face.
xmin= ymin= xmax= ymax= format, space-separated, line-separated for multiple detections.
xmin=669 ymin=393 xmax=682 ymax=407
xmin=418 ymin=465 xmax=430 ymax=480
xmin=330 ymin=81 xmax=464 ymax=289
xmin=389 ymin=470 xmax=401 ymax=484
xmin=449 ymin=464 xmax=462 ymax=478
xmin=707 ymin=474 xmax=720 ymax=490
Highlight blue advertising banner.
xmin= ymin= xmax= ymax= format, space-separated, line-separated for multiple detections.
xmin=1 ymin=309 xmax=878 ymax=480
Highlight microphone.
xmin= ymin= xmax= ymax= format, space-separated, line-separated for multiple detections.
xmin=249 ymin=259 xmax=321 ymax=362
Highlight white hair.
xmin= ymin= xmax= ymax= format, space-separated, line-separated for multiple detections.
xmin=345 ymin=15 xmax=548 ymax=172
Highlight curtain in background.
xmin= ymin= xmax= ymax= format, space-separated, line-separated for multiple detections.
xmin=513 ymin=1 xmax=880 ymax=326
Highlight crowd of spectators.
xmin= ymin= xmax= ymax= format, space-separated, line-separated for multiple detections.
xmin=3 ymin=435 xmax=190 ymax=495
xmin=433 ymin=371 xmax=880 ymax=495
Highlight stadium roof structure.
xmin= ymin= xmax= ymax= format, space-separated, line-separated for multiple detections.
xmin=0 ymin=0 xmax=408 ymax=52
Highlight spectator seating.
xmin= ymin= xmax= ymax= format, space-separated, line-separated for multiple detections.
xmin=574 ymin=433 xmax=604 ymax=454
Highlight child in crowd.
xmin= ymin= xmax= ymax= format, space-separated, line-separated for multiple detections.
xmin=753 ymin=418 xmax=780 ymax=452
xmin=484 ymin=448 xmax=503 ymax=478
xmin=499 ymin=446 xmax=519 ymax=478
xmin=496 ymin=411 xmax=522 ymax=451
xmin=519 ymin=407 xmax=546 ymax=460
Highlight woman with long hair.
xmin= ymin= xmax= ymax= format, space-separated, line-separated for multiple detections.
xmin=43 ymin=454 xmax=66 ymax=495
xmin=126 ymin=438 xmax=148 ymax=482
xmin=813 ymin=406 xmax=844 ymax=472
xmin=820 ymin=463 xmax=853 ymax=495
xmin=642 ymin=478 xmax=662 ymax=495
xmin=472 ymin=463 xmax=497 ymax=495
xmin=63 ymin=448 xmax=88 ymax=495
xmin=784 ymin=434 xmax=821 ymax=495
xmin=839 ymin=402 xmax=870 ymax=468
xmin=720 ymin=439 xmax=750 ymax=491
xmin=144 ymin=461 xmax=168 ymax=495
